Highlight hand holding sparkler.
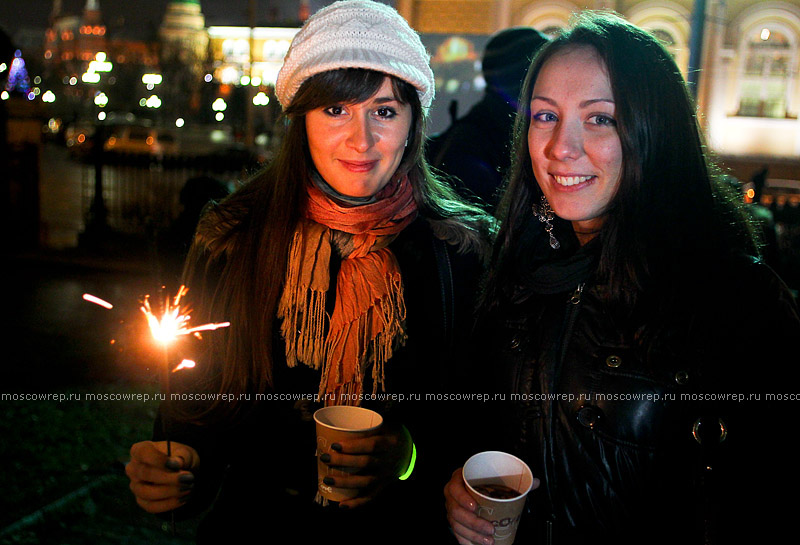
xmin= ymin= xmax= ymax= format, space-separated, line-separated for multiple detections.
xmin=84 ymin=286 xmax=229 ymax=524
xmin=126 ymin=440 xmax=201 ymax=514
xmin=139 ymin=285 xmax=229 ymax=457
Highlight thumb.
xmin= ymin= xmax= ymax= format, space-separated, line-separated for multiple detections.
xmin=154 ymin=441 xmax=201 ymax=472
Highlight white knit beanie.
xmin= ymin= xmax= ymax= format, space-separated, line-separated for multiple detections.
xmin=276 ymin=0 xmax=434 ymax=111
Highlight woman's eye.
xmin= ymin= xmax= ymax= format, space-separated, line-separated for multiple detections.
xmin=375 ymin=107 xmax=396 ymax=118
xmin=590 ymin=114 xmax=616 ymax=127
xmin=324 ymin=105 xmax=345 ymax=116
xmin=532 ymin=112 xmax=557 ymax=123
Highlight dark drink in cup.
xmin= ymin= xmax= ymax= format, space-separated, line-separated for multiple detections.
xmin=472 ymin=482 xmax=520 ymax=499
xmin=462 ymin=451 xmax=535 ymax=544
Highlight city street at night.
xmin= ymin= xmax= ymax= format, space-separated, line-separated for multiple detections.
xmin=3 ymin=0 xmax=800 ymax=543
xmin=3 ymin=140 xmax=204 ymax=543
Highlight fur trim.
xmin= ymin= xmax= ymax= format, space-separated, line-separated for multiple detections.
xmin=427 ymin=216 xmax=496 ymax=262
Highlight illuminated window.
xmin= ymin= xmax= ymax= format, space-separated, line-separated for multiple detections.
xmin=262 ymin=39 xmax=291 ymax=62
xmin=737 ymin=27 xmax=795 ymax=118
xmin=222 ymin=38 xmax=250 ymax=60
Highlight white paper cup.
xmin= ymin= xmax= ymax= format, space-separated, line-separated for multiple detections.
xmin=313 ymin=406 xmax=383 ymax=502
xmin=463 ymin=451 xmax=534 ymax=544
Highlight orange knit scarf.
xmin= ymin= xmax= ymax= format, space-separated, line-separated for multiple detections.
xmin=278 ymin=176 xmax=418 ymax=405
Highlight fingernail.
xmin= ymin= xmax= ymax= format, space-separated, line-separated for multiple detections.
xmin=179 ymin=483 xmax=194 ymax=492
xmin=178 ymin=473 xmax=195 ymax=484
xmin=323 ymin=476 xmax=335 ymax=486
xmin=338 ymin=503 xmax=349 ymax=510
xmin=320 ymin=453 xmax=331 ymax=463
xmin=165 ymin=458 xmax=181 ymax=470
xmin=331 ymin=443 xmax=342 ymax=452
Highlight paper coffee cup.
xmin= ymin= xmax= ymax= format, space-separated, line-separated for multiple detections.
xmin=463 ymin=451 xmax=534 ymax=544
xmin=313 ymin=406 xmax=383 ymax=502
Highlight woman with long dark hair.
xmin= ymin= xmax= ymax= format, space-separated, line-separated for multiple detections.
xmin=445 ymin=11 xmax=800 ymax=544
xmin=125 ymin=2 xmax=493 ymax=543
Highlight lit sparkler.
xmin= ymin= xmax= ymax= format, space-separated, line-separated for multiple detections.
xmin=140 ymin=285 xmax=228 ymax=536
xmin=84 ymin=286 xmax=228 ymax=536
xmin=139 ymin=285 xmax=229 ymax=456
xmin=83 ymin=286 xmax=230 ymax=453
xmin=140 ymin=285 xmax=230 ymax=347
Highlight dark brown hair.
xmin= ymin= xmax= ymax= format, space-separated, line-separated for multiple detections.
xmin=483 ymin=11 xmax=759 ymax=310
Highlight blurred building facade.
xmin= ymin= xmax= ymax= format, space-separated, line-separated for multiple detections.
xmin=398 ymin=0 xmax=800 ymax=197
xmin=5 ymin=0 xmax=799 ymax=194
xmin=2 ymin=0 xmax=798 ymax=276
xmin=28 ymin=0 xmax=302 ymax=142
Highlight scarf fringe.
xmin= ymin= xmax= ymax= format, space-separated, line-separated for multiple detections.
xmin=320 ymin=270 xmax=407 ymax=406
xmin=280 ymin=224 xmax=409 ymax=407
xmin=278 ymin=229 xmax=328 ymax=369
xmin=315 ymin=491 xmax=329 ymax=506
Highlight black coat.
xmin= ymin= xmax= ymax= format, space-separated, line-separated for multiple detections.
xmin=156 ymin=217 xmax=486 ymax=545
xmin=427 ymin=92 xmax=517 ymax=209
xmin=481 ymin=251 xmax=800 ymax=544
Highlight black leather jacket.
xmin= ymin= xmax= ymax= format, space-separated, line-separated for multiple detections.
xmin=484 ymin=255 xmax=800 ymax=544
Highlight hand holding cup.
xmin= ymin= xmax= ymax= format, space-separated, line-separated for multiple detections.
xmin=314 ymin=406 xmax=391 ymax=506
xmin=446 ymin=451 xmax=538 ymax=545
xmin=445 ymin=467 xmax=497 ymax=545
xmin=318 ymin=422 xmax=413 ymax=508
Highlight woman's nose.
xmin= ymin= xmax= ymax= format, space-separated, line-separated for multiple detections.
xmin=346 ymin=115 xmax=375 ymax=152
xmin=548 ymin=121 xmax=583 ymax=161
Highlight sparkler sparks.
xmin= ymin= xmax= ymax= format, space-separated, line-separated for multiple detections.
xmin=140 ymin=285 xmax=230 ymax=353
xmin=139 ymin=285 xmax=227 ymax=536
xmin=83 ymin=285 xmax=227 ymax=536
xmin=173 ymin=359 xmax=196 ymax=372
xmin=82 ymin=293 xmax=114 ymax=309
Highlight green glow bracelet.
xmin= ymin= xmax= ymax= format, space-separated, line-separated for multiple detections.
xmin=399 ymin=443 xmax=416 ymax=481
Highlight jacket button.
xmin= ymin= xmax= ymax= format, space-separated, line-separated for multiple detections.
xmin=509 ymin=336 xmax=521 ymax=350
xmin=675 ymin=371 xmax=689 ymax=385
xmin=576 ymin=406 xmax=601 ymax=429
xmin=605 ymin=355 xmax=622 ymax=368
xmin=692 ymin=417 xmax=728 ymax=444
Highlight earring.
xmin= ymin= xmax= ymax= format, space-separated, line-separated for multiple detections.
xmin=532 ymin=195 xmax=560 ymax=249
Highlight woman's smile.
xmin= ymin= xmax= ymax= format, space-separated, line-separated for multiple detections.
xmin=528 ymin=45 xmax=623 ymax=238
xmin=306 ymin=77 xmax=412 ymax=198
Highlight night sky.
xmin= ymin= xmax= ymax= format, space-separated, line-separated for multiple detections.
xmin=0 ymin=1 xmax=364 ymax=40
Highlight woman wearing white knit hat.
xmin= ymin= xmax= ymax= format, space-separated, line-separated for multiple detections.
xmin=126 ymin=1 xmax=494 ymax=543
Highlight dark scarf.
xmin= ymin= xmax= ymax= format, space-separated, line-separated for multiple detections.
xmin=513 ymin=233 xmax=600 ymax=301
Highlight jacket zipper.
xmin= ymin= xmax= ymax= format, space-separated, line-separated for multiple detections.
xmin=546 ymin=282 xmax=585 ymax=544
xmin=569 ymin=282 xmax=584 ymax=305
xmin=559 ymin=282 xmax=584 ymax=364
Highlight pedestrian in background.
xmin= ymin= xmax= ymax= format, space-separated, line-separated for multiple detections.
xmin=428 ymin=27 xmax=548 ymax=210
